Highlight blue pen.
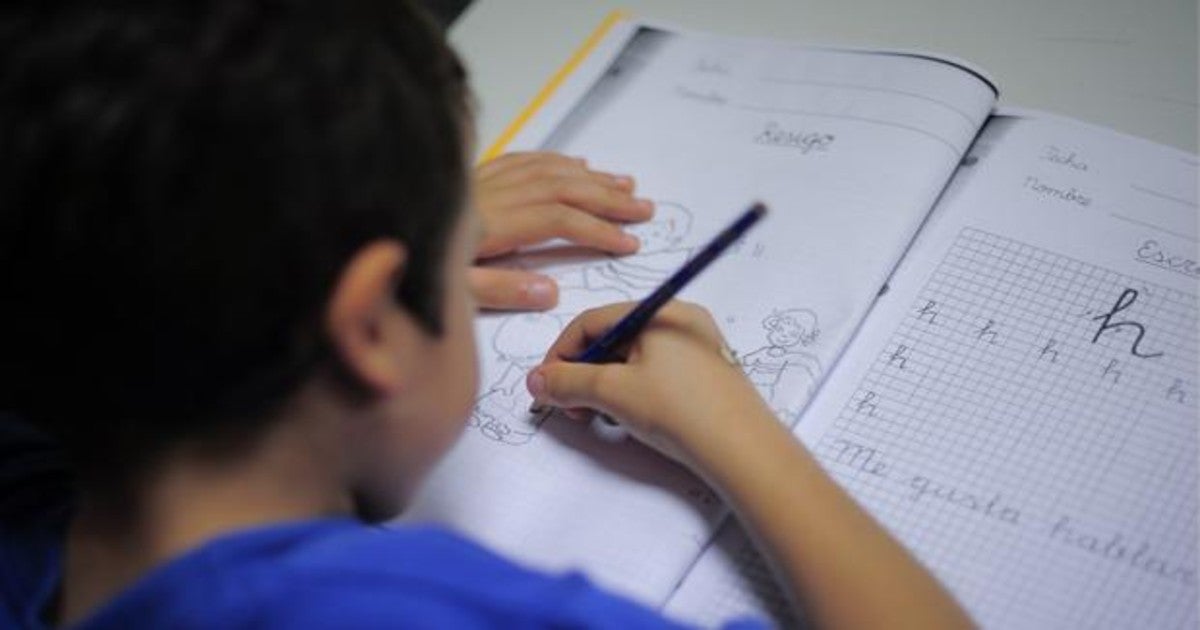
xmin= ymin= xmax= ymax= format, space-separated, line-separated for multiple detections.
xmin=570 ymin=201 xmax=768 ymax=440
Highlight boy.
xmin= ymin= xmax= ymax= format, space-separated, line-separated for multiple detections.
xmin=0 ymin=1 xmax=971 ymax=628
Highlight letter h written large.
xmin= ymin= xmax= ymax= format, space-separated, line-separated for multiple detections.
xmin=1091 ymin=288 xmax=1163 ymax=359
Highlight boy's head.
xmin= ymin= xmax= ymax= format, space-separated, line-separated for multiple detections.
xmin=0 ymin=0 xmax=478 ymax=516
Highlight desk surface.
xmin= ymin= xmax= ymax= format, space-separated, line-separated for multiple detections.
xmin=449 ymin=0 xmax=1198 ymax=154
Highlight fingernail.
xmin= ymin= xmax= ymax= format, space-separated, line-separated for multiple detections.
xmin=637 ymin=198 xmax=655 ymax=213
xmin=527 ymin=370 xmax=546 ymax=399
xmin=523 ymin=279 xmax=557 ymax=308
xmin=614 ymin=175 xmax=635 ymax=189
xmin=621 ymin=232 xmax=640 ymax=251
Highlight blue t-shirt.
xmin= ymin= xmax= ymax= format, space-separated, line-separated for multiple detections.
xmin=0 ymin=416 xmax=764 ymax=629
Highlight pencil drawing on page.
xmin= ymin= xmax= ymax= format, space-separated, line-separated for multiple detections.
xmin=550 ymin=201 xmax=695 ymax=307
xmin=739 ymin=308 xmax=823 ymax=422
xmin=470 ymin=202 xmax=697 ymax=446
xmin=470 ymin=313 xmax=561 ymax=445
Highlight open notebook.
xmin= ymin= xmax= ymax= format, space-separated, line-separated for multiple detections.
xmin=398 ymin=16 xmax=1198 ymax=629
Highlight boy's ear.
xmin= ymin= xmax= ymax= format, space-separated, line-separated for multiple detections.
xmin=326 ymin=239 xmax=414 ymax=396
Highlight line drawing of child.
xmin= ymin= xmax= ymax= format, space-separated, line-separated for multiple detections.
xmin=471 ymin=313 xmax=564 ymax=445
xmin=740 ymin=308 xmax=823 ymax=423
xmin=552 ymin=201 xmax=695 ymax=303
xmin=470 ymin=202 xmax=697 ymax=445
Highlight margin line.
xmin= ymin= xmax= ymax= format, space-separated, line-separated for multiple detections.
xmin=1130 ymin=183 xmax=1198 ymax=209
xmin=480 ymin=9 xmax=630 ymax=162
xmin=1109 ymin=212 xmax=1198 ymax=243
xmin=759 ymin=76 xmax=982 ymax=128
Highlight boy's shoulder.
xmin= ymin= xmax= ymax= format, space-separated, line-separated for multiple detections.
xmin=68 ymin=519 xmax=682 ymax=629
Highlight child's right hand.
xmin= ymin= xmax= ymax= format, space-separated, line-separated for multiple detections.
xmin=528 ymin=302 xmax=976 ymax=630
xmin=526 ymin=301 xmax=779 ymax=472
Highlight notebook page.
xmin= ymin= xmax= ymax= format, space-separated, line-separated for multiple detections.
xmin=399 ymin=21 xmax=996 ymax=606
xmin=664 ymin=114 xmax=1198 ymax=628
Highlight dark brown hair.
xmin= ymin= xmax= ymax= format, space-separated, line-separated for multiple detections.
xmin=0 ymin=0 xmax=471 ymax=484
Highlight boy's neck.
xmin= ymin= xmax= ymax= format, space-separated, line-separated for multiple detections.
xmin=57 ymin=395 xmax=354 ymax=625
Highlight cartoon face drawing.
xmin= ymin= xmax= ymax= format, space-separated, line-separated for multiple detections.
xmin=625 ymin=201 xmax=693 ymax=253
xmin=763 ymin=309 xmax=819 ymax=348
xmin=740 ymin=308 xmax=824 ymax=423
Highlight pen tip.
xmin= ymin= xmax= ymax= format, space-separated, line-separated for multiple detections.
xmin=750 ymin=201 xmax=768 ymax=218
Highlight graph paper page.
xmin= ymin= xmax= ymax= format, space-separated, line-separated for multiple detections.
xmin=664 ymin=114 xmax=1198 ymax=628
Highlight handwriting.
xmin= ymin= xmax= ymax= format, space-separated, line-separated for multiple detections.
xmin=1023 ymin=176 xmax=1092 ymax=207
xmin=887 ymin=344 xmax=910 ymax=369
xmin=753 ymin=121 xmax=835 ymax=154
xmin=831 ymin=439 xmax=889 ymax=475
xmin=1041 ymin=145 xmax=1089 ymax=171
xmin=1101 ymin=358 xmax=1122 ymax=384
xmin=854 ymin=391 xmax=879 ymax=416
xmin=1039 ymin=338 xmax=1060 ymax=363
xmin=917 ymin=300 xmax=939 ymax=324
xmin=827 ymin=439 xmax=1021 ymax=525
xmin=1049 ymin=516 xmax=1195 ymax=586
xmin=825 ymin=432 xmax=1197 ymax=589
xmin=824 ymin=439 xmax=1196 ymax=587
xmin=1091 ymin=288 xmax=1164 ymax=358
xmin=826 ymin=437 xmax=1194 ymax=587
xmin=1136 ymin=239 xmax=1200 ymax=278
xmin=907 ymin=474 xmax=1022 ymax=525
xmin=674 ymin=84 xmax=728 ymax=105
xmin=976 ymin=318 xmax=1000 ymax=345
xmin=1166 ymin=379 xmax=1188 ymax=404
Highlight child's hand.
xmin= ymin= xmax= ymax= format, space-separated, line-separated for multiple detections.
xmin=525 ymin=301 xmax=777 ymax=471
xmin=470 ymin=152 xmax=655 ymax=311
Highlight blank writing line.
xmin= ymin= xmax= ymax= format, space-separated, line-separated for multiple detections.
xmin=735 ymin=103 xmax=963 ymax=156
xmin=759 ymin=76 xmax=982 ymax=128
xmin=1109 ymin=212 xmax=1198 ymax=243
xmin=1131 ymin=183 xmax=1198 ymax=209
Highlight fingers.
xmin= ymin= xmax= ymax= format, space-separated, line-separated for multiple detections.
xmin=506 ymin=176 xmax=652 ymax=222
xmin=475 ymin=151 xmax=576 ymax=179
xmin=541 ymin=301 xmax=724 ymax=363
xmin=474 ymin=152 xmax=656 ymax=261
xmin=541 ymin=302 xmax=640 ymax=363
xmin=477 ymin=204 xmax=642 ymax=259
xmin=479 ymin=153 xmax=630 ymax=194
xmin=527 ymin=361 xmax=632 ymax=419
xmin=469 ymin=267 xmax=559 ymax=311
xmin=481 ymin=152 xmax=633 ymax=191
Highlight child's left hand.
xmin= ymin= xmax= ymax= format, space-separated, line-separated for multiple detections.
xmin=470 ymin=152 xmax=654 ymax=311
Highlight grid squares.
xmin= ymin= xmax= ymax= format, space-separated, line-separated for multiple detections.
xmin=809 ymin=228 xmax=1198 ymax=628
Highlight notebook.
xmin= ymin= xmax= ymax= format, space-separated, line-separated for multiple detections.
xmin=398 ymin=15 xmax=1197 ymax=629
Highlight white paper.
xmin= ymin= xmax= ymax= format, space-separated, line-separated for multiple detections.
xmin=665 ymin=114 xmax=1198 ymax=628
xmin=399 ymin=20 xmax=997 ymax=606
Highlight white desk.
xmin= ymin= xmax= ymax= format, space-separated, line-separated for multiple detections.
xmin=449 ymin=0 xmax=1198 ymax=154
